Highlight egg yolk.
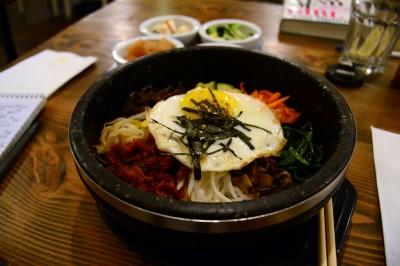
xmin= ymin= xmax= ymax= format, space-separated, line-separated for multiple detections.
xmin=130 ymin=119 xmax=148 ymax=128
xmin=180 ymin=87 xmax=238 ymax=119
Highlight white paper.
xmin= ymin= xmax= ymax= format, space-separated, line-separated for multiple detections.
xmin=282 ymin=0 xmax=351 ymax=24
xmin=0 ymin=50 xmax=97 ymax=97
xmin=371 ymin=126 xmax=400 ymax=266
xmin=0 ymin=94 xmax=46 ymax=161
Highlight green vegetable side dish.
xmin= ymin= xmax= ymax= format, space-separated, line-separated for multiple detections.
xmin=206 ymin=23 xmax=254 ymax=41
xmin=278 ymin=123 xmax=323 ymax=183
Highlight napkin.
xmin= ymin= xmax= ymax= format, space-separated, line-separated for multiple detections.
xmin=0 ymin=50 xmax=97 ymax=97
xmin=371 ymin=126 xmax=400 ymax=266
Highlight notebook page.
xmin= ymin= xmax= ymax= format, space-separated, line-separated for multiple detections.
xmin=0 ymin=50 xmax=97 ymax=97
xmin=0 ymin=94 xmax=46 ymax=161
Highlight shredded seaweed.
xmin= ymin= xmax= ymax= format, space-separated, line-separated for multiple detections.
xmin=153 ymin=88 xmax=270 ymax=180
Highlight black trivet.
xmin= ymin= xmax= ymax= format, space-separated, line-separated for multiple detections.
xmin=98 ymin=178 xmax=357 ymax=266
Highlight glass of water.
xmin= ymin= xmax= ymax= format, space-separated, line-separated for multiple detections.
xmin=339 ymin=0 xmax=400 ymax=75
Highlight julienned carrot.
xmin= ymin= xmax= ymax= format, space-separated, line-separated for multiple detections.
xmin=273 ymin=106 xmax=301 ymax=124
xmin=249 ymin=88 xmax=301 ymax=124
xmin=266 ymin=92 xmax=281 ymax=104
xmin=268 ymin=95 xmax=289 ymax=109
xmin=239 ymin=82 xmax=247 ymax=93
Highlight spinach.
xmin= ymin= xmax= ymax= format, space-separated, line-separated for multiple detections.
xmin=278 ymin=123 xmax=323 ymax=182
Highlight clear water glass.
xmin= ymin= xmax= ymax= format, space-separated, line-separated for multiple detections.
xmin=339 ymin=0 xmax=400 ymax=75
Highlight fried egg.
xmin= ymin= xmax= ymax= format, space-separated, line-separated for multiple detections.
xmin=147 ymin=86 xmax=286 ymax=172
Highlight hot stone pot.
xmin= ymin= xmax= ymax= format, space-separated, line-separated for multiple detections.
xmin=69 ymin=47 xmax=355 ymax=248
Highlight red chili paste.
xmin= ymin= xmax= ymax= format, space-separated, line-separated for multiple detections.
xmin=104 ymin=136 xmax=190 ymax=199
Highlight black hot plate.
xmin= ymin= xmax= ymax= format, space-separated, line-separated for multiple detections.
xmin=96 ymin=178 xmax=357 ymax=266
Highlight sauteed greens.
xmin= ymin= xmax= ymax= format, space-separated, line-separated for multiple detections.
xmin=278 ymin=123 xmax=323 ymax=182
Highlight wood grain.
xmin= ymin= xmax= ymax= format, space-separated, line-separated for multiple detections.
xmin=1 ymin=0 xmax=397 ymax=264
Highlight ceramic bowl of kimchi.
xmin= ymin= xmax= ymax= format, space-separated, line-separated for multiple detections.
xmin=112 ymin=35 xmax=184 ymax=65
xmin=69 ymin=47 xmax=355 ymax=249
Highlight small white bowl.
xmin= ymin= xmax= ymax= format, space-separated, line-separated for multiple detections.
xmin=139 ymin=15 xmax=201 ymax=45
xmin=112 ymin=36 xmax=184 ymax=65
xmin=199 ymin=19 xmax=262 ymax=49
xmin=197 ymin=42 xmax=243 ymax=48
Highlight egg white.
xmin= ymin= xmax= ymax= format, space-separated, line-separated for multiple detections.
xmin=147 ymin=91 xmax=286 ymax=172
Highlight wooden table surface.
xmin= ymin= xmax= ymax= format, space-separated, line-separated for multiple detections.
xmin=1 ymin=0 xmax=398 ymax=265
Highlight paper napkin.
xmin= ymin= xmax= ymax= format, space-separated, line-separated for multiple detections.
xmin=371 ymin=126 xmax=400 ymax=266
xmin=0 ymin=50 xmax=97 ymax=97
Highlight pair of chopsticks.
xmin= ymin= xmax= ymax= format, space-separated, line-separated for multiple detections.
xmin=318 ymin=199 xmax=337 ymax=266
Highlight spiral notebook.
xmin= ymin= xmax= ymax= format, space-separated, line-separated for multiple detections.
xmin=0 ymin=49 xmax=97 ymax=177
xmin=0 ymin=93 xmax=46 ymax=163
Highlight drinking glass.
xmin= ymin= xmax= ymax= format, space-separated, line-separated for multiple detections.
xmin=339 ymin=0 xmax=400 ymax=75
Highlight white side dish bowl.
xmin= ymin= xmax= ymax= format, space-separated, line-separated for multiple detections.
xmin=197 ymin=42 xmax=243 ymax=48
xmin=139 ymin=15 xmax=201 ymax=45
xmin=112 ymin=35 xmax=184 ymax=65
xmin=198 ymin=18 xmax=262 ymax=49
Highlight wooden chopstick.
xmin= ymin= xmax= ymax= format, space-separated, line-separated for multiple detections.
xmin=325 ymin=199 xmax=337 ymax=266
xmin=318 ymin=207 xmax=328 ymax=266
xmin=319 ymin=199 xmax=337 ymax=266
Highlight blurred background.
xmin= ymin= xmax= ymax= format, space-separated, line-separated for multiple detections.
xmin=0 ymin=0 xmax=110 ymax=68
xmin=0 ymin=0 xmax=285 ymax=69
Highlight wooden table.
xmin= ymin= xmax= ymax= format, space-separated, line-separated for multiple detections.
xmin=1 ymin=0 xmax=398 ymax=264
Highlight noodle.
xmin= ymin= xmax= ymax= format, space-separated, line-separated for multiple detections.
xmin=211 ymin=172 xmax=231 ymax=202
xmin=225 ymin=175 xmax=239 ymax=199
xmin=187 ymin=171 xmax=251 ymax=202
xmin=96 ymin=115 xmax=148 ymax=154
xmin=176 ymin=178 xmax=185 ymax=190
